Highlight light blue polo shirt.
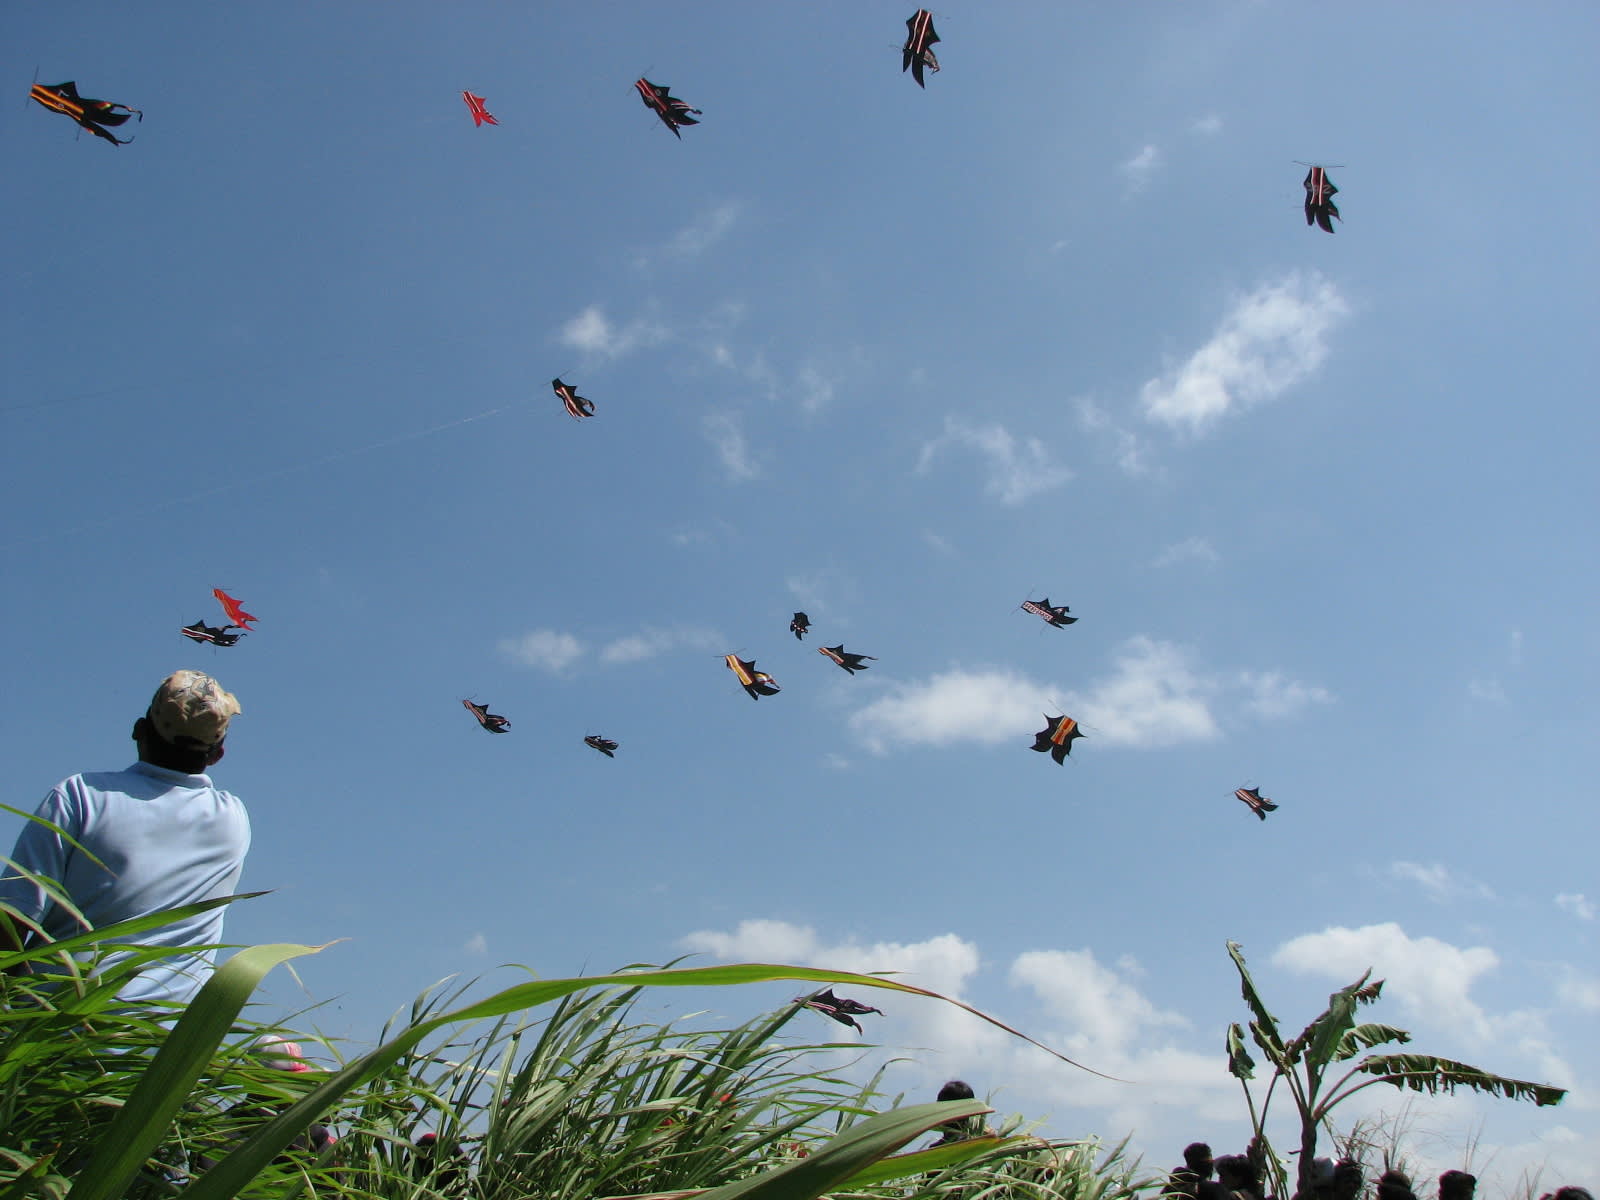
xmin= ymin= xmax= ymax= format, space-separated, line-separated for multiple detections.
xmin=0 ymin=761 xmax=251 ymax=1006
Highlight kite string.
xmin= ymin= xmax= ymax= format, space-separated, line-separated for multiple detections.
xmin=2 ymin=405 xmax=511 ymax=552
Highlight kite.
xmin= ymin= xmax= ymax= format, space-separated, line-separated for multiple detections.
xmin=790 ymin=612 xmax=811 ymax=640
xmin=584 ymin=735 xmax=619 ymax=758
xmin=635 ymin=78 xmax=700 ymax=138
xmin=1235 ymin=786 xmax=1278 ymax=821
xmin=1021 ymin=598 xmax=1077 ymax=628
xmin=797 ymin=988 xmax=883 ymax=1035
xmin=1031 ymin=714 xmax=1084 ymax=764
xmin=552 ymin=377 xmax=594 ymax=420
xmin=180 ymin=620 xmax=244 ymax=648
xmin=1302 ymin=166 xmax=1340 ymax=233
xmin=902 ymin=11 xmax=941 ymax=87
xmin=213 ymin=589 xmax=258 ymax=630
xmin=462 ymin=699 xmax=510 ymax=734
xmin=30 ymin=81 xmax=141 ymax=146
xmin=725 ymin=654 xmax=780 ymax=700
xmin=461 ymin=91 xmax=498 ymax=127
xmin=819 ymin=645 xmax=877 ymax=674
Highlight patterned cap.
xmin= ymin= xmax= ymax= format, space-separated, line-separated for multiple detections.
xmin=147 ymin=670 xmax=240 ymax=750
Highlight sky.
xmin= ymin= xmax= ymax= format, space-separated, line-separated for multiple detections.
xmin=2 ymin=1 xmax=1597 ymax=1190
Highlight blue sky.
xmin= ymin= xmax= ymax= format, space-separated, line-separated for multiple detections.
xmin=3 ymin=1 xmax=1596 ymax=1187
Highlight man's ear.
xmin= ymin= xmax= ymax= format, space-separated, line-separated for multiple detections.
xmin=132 ymin=715 xmax=149 ymax=742
xmin=206 ymin=743 xmax=226 ymax=767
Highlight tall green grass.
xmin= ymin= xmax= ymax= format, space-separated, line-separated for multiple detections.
xmin=0 ymin=888 xmax=1146 ymax=1200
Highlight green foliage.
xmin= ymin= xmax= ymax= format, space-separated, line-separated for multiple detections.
xmin=0 ymin=867 xmax=1136 ymax=1200
xmin=1223 ymin=941 xmax=1566 ymax=1198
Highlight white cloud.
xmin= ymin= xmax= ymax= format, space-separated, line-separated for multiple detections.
xmin=599 ymin=627 xmax=723 ymax=665
xmin=1237 ymin=670 xmax=1333 ymax=719
xmin=851 ymin=667 xmax=1046 ymax=753
xmin=498 ymin=629 xmax=584 ymax=672
xmin=1272 ymin=923 xmax=1499 ymax=1043
xmin=1140 ymin=273 xmax=1348 ymax=433
xmin=651 ymin=201 xmax=741 ymax=263
xmin=1012 ymin=949 xmax=1189 ymax=1052
xmin=848 ymin=639 xmax=1325 ymax=753
xmin=1389 ymin=861 xmax=1496 ymax=902
xmin=559 ymin=305 xmax=668 ymax=359
xmin=1556 ymin=969 xmax=1600 ymax=1012
xmin=1119 ymin=144 xmax=1163 ymax=190
xmin=703 ymin=411 xmax=760 ymax=481
xmin=1467 ymin=677 xmax=1508 ymax=703
xmin=1510 ymin=628 xmax=1524 ymax=665
xmin=917 ymin=417 xmax=1072 ymax=505
xmin=1191 ymin=114 xmax=1223 ymax=136
xmin=1153 ymin=536 xmax=1219 ymax=567
xmin=463 ymin=932 xmax=487 ymax=955
xmin=795 ymin=364 xmax=834 ymax=414
xmin=1556 ymin=893 xmax=1596 ymax=921
xmin=1076 ymin=398 xmax=1152 ymax=476
xmin=786 ymin=568 xmax=857 ymax=618
xmin=1064 ymin=637 xmax=1218 ymax=747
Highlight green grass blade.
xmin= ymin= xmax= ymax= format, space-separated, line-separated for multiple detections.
xmin=63 ymin=941 xmax=323 ymax=1200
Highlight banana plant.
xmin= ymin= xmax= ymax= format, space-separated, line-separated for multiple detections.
xmin=1223 ymin=941 xmax=1564 ymax=1198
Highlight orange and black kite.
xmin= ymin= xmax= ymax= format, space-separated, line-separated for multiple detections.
xmin=790 ymin=612 xmax=811 ymax=640
xmin=584 ymin=735 xmax=619 ymax=758
xmin=1302 ymin=166 xmax=1340 ymax=233
xmin=1031 ymin=714 xmax=1084 ymax=764
xmin=725 ymin=654 xmax=779 ymax=700
xmin=30 ymin=80 xmax=141 ymax=145
xmin=797 ymin=988 xmax=883 ymax=1034
xmin=1021 ymin=597 xmax=1076 ymax=628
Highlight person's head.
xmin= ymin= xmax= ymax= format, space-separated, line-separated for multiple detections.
xmin=1551 ymin=1190 xmax=1593 ymax=1200
xmin=1215 ymin=1156 xmax=1257 ymax=1190
xmin=1332 ymin=1159 xmax=1365 ymax=1200
xmin=1184 ymin=1143 xmax=1216 ymax=1178
xmin=134 ymin=670 xmax=239 ymax=773
xmin=1439 ymin=1172 xmax=1476 ymax=1200
xmin=937 ymin=1079 xmax=975 ymax=1102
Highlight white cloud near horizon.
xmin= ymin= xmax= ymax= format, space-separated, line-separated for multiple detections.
xmin=848 ymin=638 xmax=1327 ymax=753
xmin=559 ymin=305 xmax=668 ymax=359
xmin=704 ymin=411 xmax=760 ymax=481
xmin=498 ymin=628 xmax=584 ymax=672
xmin=1141 ymin=273 xmax=1348 ymax=432
xmin=599 ymin=626 xmax=724 ymax=665
xmin=917 ymin=417 xmax=1072 ymax=504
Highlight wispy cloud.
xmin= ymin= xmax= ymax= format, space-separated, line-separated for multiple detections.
xmin=638 ymin=201 xmax=741 ymax=266
xmin=1556 ymin=893 xmax=1596 ymax=921
xmin=786 ymin=568 xmax=857 ymax=618
xmin=1076 ymin=398 xmax=1153 ymax=476
xmin=559 ymin=305 xmax=668 ymax=359
xmin=849 ymin=639 xmax=1327 ymax=753
xmin=463 ymin=932 xmax=487 ymax=955
xmin=498 ymin=629 xmax=584 ymax=672
xmin=1237 ymin=670 xmax=1332 ymax=719
xmin=1389 ymin=861 xmax=1496 ymax=903
xmin=599 ymin=627 xmax=723 ymax=665
xmin=1140 ymin=272 xmax=1348 ymax=433
xmin=917 ymin=417 xmax=1072 ymax=504
xmin=1120 ymin=144 xmax=1163 ymax=190
xmin=1467 ymin=678 xmax=1508 ymax=703
xmin=1191 ymin=114 xmax=1223 ymax=136
xmin=1153 ymin=536 xmax=1219 ymax=567
xmin=703 ymin=411 xmax=760 ymax=481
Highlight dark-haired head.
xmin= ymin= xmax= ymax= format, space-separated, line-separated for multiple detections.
xmin=937 ymin=1079 xmax=975 ymax=1102
xmin=1184 ymin=1143 xmax=1215 ymax=1174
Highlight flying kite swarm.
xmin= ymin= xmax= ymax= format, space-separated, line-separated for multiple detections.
xmin=40 ymin=10 xmax=1317 ymax=803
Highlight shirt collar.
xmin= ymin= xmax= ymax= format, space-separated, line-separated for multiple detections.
xmin=130 ymin=760 xmax=213 ymax=786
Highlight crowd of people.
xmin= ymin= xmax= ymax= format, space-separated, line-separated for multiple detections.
xmin=1160 ymin=1141 xmax=1591 ymax=1200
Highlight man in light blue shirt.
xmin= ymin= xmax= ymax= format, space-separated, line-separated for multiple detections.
xmin=0 ymin=670 xmax=251 ymax=1006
